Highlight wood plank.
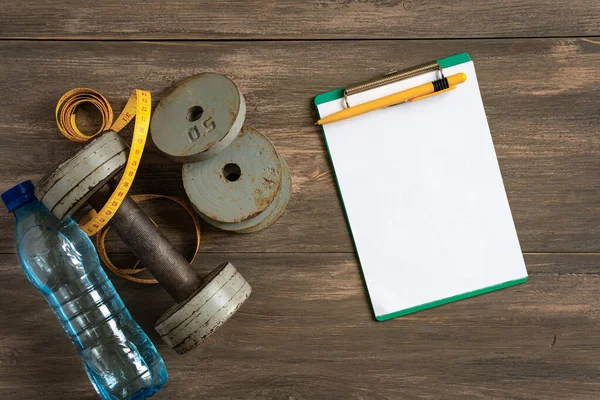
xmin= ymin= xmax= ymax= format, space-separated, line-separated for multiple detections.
xmin=0 ymin=1 xmax=598 ymax=40
xmin=0 ymin=253 xmax=597 ymax=399
xmin=0 ymin=38 xmax=598 ymax=253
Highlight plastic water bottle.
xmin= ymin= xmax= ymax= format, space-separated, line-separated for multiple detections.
xmin=1 ymin=181 xmax=168 ymax=399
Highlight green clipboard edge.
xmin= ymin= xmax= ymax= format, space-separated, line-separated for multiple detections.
xmin=314 ymin=52 xmax=528 ymax=322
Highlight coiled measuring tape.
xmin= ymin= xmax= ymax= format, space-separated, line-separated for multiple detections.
xmin=56 ymin=88 xmax=151 ymax=236
xmin=97 ymin=194 xmax=201 ymax=284
xmin=56 ymin=88 xmax=201 ymax=283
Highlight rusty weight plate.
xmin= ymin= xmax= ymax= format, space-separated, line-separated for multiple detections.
xmin=35 ymin=131 xmax=128 ymax=219
xmin=202 ymin=154 xmax=292 ymax=233
xmin=236 ymin=155 xmax=291 ymax=233
xmin=151 ymin=73 xmax=246 ymax=163
xmin=182 ymin=126 xmax=283 ymax=227
xmin=155 ymin=262 xmax=251 ymax=354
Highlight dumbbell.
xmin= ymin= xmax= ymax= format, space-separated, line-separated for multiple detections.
xmin=35 ymin=131 xmax=251 ymax=354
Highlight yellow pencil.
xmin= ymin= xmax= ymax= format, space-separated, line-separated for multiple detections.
xmin=317 ymin=72 xmax=467 ymax=125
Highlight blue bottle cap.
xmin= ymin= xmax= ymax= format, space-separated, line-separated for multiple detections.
xmin=1 ymin=180 xmax=36 ymax=212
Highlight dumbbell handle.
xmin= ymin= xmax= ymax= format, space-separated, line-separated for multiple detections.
xmin=89 ymin=182 xmax=203 ymax=303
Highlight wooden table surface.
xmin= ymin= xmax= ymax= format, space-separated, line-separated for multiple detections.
xmin=0 ymin=1 xmax=599 ymax=399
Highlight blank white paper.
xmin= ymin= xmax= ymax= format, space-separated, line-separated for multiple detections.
xmin=317 ymin=61 xmax=528 ymax=319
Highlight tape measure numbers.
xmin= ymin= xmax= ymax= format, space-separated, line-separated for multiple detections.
xmin=56 ymin=88 xmax=202 ymax=284
xmin=56 ymin=88 xmax=151 ymax=236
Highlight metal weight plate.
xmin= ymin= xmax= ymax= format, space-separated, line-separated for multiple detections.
xmin=182 ymin=127 xmax=283 ymax=227
xmin=151 ymin=73 xmax=246 ymax=163
xmin=35 ymin=131 xmax=128 ymax=219
xmin=236 ymin=155 xmax=292 ymax=233
xmin=202 ymin=154 xmax=292 ymax=233
xmin=155 ymin=262 xmax=252 ymax=354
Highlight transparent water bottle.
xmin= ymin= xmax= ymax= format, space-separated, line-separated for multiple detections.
xmin=1 ymin=181 xmax=168 ymax=399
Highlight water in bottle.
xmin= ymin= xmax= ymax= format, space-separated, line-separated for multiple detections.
xmin=1 ymin=181 xmax=168 ymax=399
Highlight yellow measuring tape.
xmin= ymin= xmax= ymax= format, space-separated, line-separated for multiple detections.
xmin=56 ymin=88 xmax=151 ymax=236
xmin=56 ymin=88 xmax=201 ymax=283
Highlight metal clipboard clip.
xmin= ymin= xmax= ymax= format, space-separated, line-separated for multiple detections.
xmin=342 ymin=60 xmax=446 ymax=108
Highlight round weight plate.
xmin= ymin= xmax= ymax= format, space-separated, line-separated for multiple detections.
xmin=155 ymin=262 xmax=252 ymax=354
xmin=35 ymin=131 xmax=128 ymax=219
xmin=201 ymin=154 xmax=292 ymax=232
xmin=151 ymin=73 xmax=246 ymax=163
xmin=182 ymin=127 xmax=282 ymax=224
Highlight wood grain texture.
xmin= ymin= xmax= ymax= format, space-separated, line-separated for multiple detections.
xmin=0 ymin=253 xmax=597 ymax=399
xmin=0 ymin=1 xmax=599 ymax=40
xmin=0 ymin=8 xmax=598 ymax=395
xmin=0 ymin=39 xmax=598 ymax=253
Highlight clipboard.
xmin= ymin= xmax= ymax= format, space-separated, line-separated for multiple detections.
xmin=314 ymin=53 xmax=528 ymax=321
